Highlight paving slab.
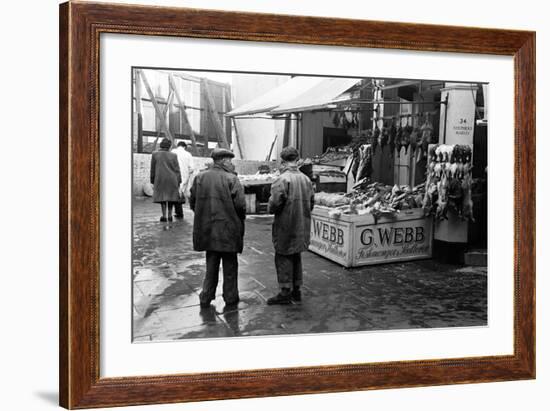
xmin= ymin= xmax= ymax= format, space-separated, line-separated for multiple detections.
xmin=132 ymin=198 xmax=487 ymax=341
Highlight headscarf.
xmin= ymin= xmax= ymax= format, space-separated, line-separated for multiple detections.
xmin=159 ymin=138 xmax=172 ymax=150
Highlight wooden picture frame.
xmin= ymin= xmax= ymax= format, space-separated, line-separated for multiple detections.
xmin=59 ymin=1 xmax=535 ymax=408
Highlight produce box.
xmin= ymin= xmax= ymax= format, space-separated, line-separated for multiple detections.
xmin=240 ymin=177 xmax=275 ymax=187
xmin=309 ymin=206 xmax=433 ymax=267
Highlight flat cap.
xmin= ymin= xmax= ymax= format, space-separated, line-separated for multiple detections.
xmin=211 ymin=148 xmax=235 ymax=160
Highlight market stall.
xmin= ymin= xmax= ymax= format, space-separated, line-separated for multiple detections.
xmin=239 ymin=170 xmax=278 ymax=214
xmin=310 ymin=184 xmax=433 ymax=267
xmin=308 ymin=141 xmax=475 ymax=267
xmin=305 ymin=107 xmax=435 ymax=266
xmin=226 ymin=77 xmax=486 ymax=265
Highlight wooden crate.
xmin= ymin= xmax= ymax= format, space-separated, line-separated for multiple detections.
xmin=309 ymin=206 xmax=433 ymax=267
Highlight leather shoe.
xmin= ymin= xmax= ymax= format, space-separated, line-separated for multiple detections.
xmin=267 ymin=292 xmax=291 ymax=305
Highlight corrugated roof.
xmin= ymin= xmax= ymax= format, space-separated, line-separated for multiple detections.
xmin=269 ymin=77 xmax=361 ymax=115
xmin=226 ymin=76 xmax=323 ymax=117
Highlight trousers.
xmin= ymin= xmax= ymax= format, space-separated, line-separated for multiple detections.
xmin=174 ymin=199 xmax=186 ymax=217
xmin=274 ymin=252 xmax=303 ymax=289
xmin=173 ymin=202 xmax=183 ymax=217
xmin=199 ymin=251 xmax=239 ymax=304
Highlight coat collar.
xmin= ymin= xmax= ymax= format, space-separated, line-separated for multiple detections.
xmin=281 ymin=164 xmax=299 ymax=173
xmin=213 ymin=163 xmax=237 ymax=175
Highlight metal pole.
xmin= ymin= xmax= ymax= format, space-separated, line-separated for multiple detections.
xmin=443 ymin=93 xmax=449 ymax=144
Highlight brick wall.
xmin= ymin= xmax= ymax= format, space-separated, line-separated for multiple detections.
xmin=133 ymin=153 xmax=278 ymax=196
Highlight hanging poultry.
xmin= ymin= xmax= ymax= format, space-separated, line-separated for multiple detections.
xmin=402 ymin=117 xmax=413 ymax=154
xmin=388 ymin=119 xmax=397 ymax=157
xmin=419 ymin=114 xmax=434 ymax=159
xmin=356 ymin=144 xmax=373 ymax=182
xmin=350 ymin=147 xmax=360 ymax=180
xmin=365 ymin=129 xmax=374 ymax=151
xmin=351 ymin=112 xmax=359 ymax=129
xmin=422 ymin=145 xmax=439 ymax=216
xmin=447 ymin=171 xmax=464 ymax=215
xmin=380 ymin=122 xmax=389 ymax=149
xmin=332 ymin=112 xmax=340 ymax=127
xmin=372 ymin=123 xmax=380 ymax=154
xmin=395 ymin=123 xmax=403 ymax=156
xmin=435 ymin=172 xmax=450 ymax=220
xmin=461 ymin=173 xmax=475 ymax=222
xmin=422 ymin=179 xmax=438 ymax=216
xmin=410 ymin=126 xmax=420 ymax=156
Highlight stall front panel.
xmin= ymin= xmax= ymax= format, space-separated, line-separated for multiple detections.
xmin=352 ymin=209 xmax=433 ymax=266
xmin=309 ymin=207 xmax=433 ymax=267
xmin=310 ymin=210 xmax=352 ymax=267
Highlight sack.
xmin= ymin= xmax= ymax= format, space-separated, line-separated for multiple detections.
xmin=142 ymin=182 xmax=154 ymax=197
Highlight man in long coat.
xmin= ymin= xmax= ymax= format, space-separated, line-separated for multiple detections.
xmin=267 ymin=146 xmax=314 ymax=305
xmin=190 ymin=148 xmax=246 ymax=308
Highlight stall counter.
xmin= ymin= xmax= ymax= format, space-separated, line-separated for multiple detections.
xmin=309 ymin=206 xmax=433 ymax=267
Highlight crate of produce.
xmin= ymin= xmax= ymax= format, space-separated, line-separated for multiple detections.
xmin=309 ymin=182 xmax=433 ymax=267
xmin=309 ymin=206 xmax=433 ymax=267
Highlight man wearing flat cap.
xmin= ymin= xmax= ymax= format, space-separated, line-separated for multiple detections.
xmin=267 ymin=146 xmax=315 ymax=305
xmin=190 ymin=148 xmax=246 ymax=308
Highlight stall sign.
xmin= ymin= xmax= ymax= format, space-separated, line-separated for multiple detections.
xmin=439 ymin=83 xmax=477 ymax=146
xmin=309 ymin=216 xmax=350 ymax=266
xmin=353 ymin=217 xmax=432 ymax=265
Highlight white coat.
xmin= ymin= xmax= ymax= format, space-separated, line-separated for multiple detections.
xmin=172 ymin=146 xmax=194 ymax=198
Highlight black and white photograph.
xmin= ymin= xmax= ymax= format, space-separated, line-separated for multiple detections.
xmin=132 ymin=68 xmax=488 ymax=342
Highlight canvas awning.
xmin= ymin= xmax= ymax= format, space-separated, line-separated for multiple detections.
xmin=225 ymin=76 xmax=323 ymax=117
xmin=226 ymin=76 xmax=362 ymax=117
xmin=269 ymin=77 xmax=361 ymax=115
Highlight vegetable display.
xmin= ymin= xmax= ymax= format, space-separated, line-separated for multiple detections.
xmin=314 ymin=181 xmax=426 ymax=222
xmin=239 ymin=171 xmax=279 ymax=183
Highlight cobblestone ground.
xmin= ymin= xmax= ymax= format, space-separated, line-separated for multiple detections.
xmin=133 ymin=198 xmax=487 ymax=342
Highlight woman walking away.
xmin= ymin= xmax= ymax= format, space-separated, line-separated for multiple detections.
xmin=150 ymin=138 xmax=181 ymax=222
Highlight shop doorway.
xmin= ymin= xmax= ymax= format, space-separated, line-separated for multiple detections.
xmin=323 ymin=127 xmax=351 ymax=152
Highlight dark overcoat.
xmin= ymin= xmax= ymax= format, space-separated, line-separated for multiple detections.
xmin=190 ymin=164 xmax=246 ymax=253
xmin=268 ymin=165 xmax=315 ymax=255
xmin=150 ymin=149 xmax=181 ymax=203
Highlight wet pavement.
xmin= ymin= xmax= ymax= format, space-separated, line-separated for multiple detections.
xmin=133 ymin=198 xmax=487 ymax=342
